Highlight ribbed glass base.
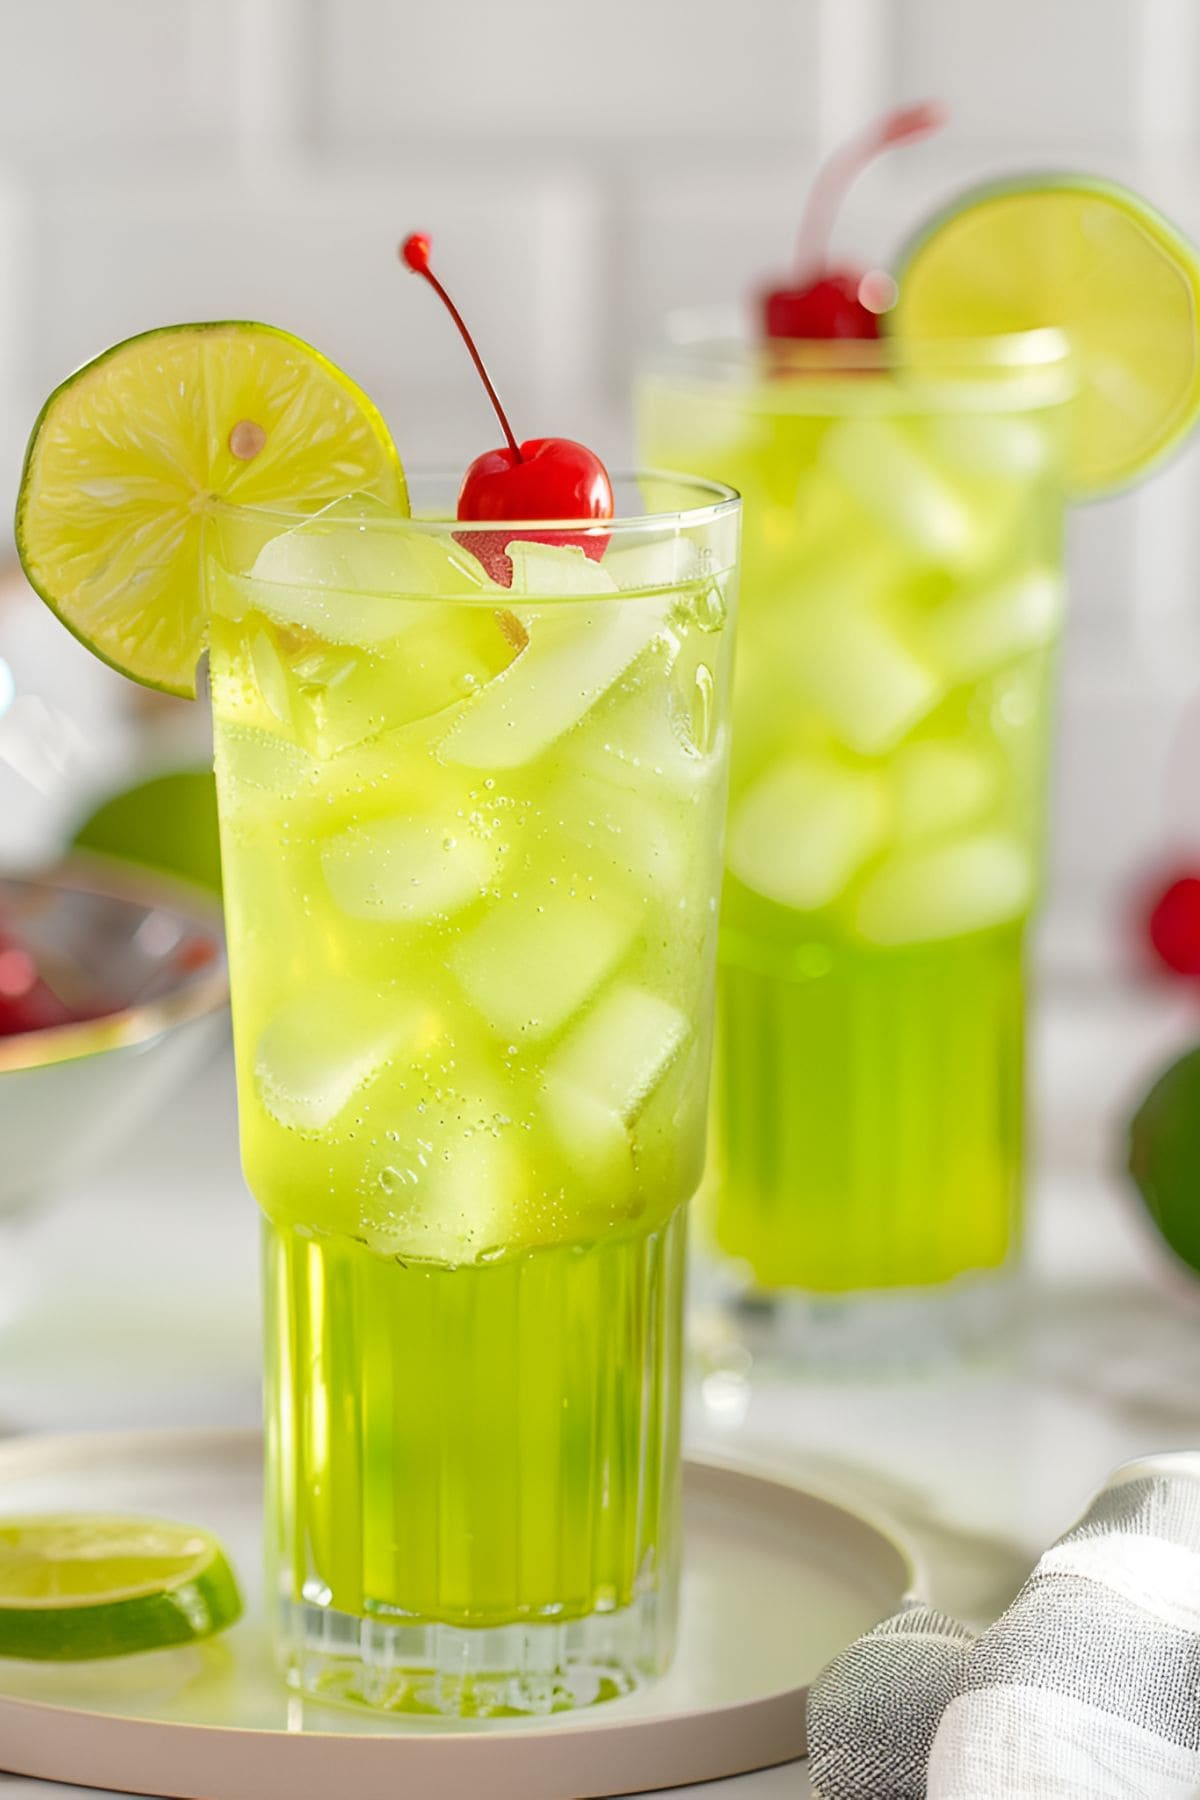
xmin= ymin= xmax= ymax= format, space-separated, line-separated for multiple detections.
xmin=711 ymin=925 xmax=1025 ymax=1297
xmin=263 ymin=1205 xmax=686 ymax=1716
xmin=273 ymin=1588 xmax=667 ymax=1717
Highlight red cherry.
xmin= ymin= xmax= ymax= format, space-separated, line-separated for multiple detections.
xmin=1147 ymin=874 xmax=1200 ymax=978
xmin=0 ymin=930 xmax=75 ymax=1037
xmin=763 ymin=270 xmax=881 ymax=341
xmin=457 ymin=439 xmax=612 ymax=585
xmin=400 ymin=234 xmax=613 ymax=585
xmin=762 ymin=101 xmax=946 ymax=341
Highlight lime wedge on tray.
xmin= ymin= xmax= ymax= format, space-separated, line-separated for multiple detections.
xmin=0 ymin=1515 xmax=242 ymax=1661
xmin=15 ymin=323 xmax=407 ymax=697
xmin=890 ymin=176 xmax=1200 ymax=496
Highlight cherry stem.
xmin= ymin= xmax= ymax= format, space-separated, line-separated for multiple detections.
xmin=400 ymin=234 xmax=522 ymax=463
xmin=794 ymin=100 xmax=948 ymax=282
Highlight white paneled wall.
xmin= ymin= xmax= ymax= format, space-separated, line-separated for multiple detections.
xmin=2 ymin=0 xmax=1200 ymax=961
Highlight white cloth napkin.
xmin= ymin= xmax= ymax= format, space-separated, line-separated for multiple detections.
xmin=807 ymin=1454 xmax=1200 ymax=1799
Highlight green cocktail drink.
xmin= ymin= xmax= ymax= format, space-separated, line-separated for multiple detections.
xmin=208 ymin=475 xmax=737 ymax=1710
xmin=632 ymin=144 xmax=1200 ymax=1338
xmin=640 ymin=332 xmax=1071 ymax=1313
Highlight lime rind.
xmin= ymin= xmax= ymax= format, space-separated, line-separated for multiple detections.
xmin=0 ymin=1514 xmax=243 ymax=1661
xmin=889 ymin=173 xmax=1200 ymax=498
xmin=15 ymin=322 xmax=407 ymax=698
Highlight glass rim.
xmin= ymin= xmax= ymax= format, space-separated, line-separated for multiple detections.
xmin=654 ymin=305 xmax=1074 ymax=375
xmin=210 ymin=468 xmax=741 ymax=537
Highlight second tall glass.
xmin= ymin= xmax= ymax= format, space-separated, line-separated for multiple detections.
xmin=640 ymin=327 xmax=1072 ymax=1347
xmin=207 ymin=475 xmax=738 ymax=1714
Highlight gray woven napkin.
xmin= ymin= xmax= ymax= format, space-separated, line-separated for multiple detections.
xmin=808 ymin=1454 xmax=1200 ymax=1798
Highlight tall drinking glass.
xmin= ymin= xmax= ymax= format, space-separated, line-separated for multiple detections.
xmin=206 ymin=474 xmax=738 ymax=1714
xmin=639 ymin=326 xmax=1071 ymax=1350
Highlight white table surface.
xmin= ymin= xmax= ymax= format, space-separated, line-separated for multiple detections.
xmin=3 ymin=975 xmax=1200 ymax=1800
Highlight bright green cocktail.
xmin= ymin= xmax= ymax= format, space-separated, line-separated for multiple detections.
xmin=208 ymin=477 xmax=737 ymax=1710
xmin=640 ymin=334 xmax=1071 ymax=1313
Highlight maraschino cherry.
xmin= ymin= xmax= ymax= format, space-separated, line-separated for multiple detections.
xmin=401 ymin=233 xmax=613 ymax=583
xmin=1146 ymin=872 xmax=1200 ymax=978
xmin=763 ymin=101 xmax=947 ymax=341
xmin=0 ymin=929 xmax=75 ymax=1037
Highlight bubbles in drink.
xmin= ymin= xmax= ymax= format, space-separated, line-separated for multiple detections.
xmin=255 ymin=980 xmax=419 ymax=1132
xmin=451 ymin=880 xmax=634 ymax=1042
xmin=554 ymin=768 xmax=692 ymax=893
xmin=321 ymin=812 xmax=501 ymax=922
xmin=671 ymin=659 xmax=717 ymax=758
xmin=216 ymin=724 xmax=320 ymax=803
xmin=547 ymin=984 xmax=689 ymax=1124
xmin=214 ymin=496 xmax=732 ymax=1262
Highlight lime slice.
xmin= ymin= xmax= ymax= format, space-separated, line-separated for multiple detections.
xmin=16 ymin=323 xmax=407 ymax=696
xmin=0 ymin=1514 xmax=242 ymax=1660
xmin=1129 ymin=1044 xmax=1200 ymax=1277
xmin=74 ymin=768 xmax=222 ymax=895
xmin=890 ymin=176 xmax=1200 ymax=496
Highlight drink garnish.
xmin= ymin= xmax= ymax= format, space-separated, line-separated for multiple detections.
xmin=401 ymin=233 xmax=613 ymax=583
xmin=15 ymin=325 xmax=407 ymax=696
xmin=889 ymin=176 xmax=1200 ymax=495
xmin=0 ymin=1515 xmax=242 ymax=1660
xmin=762 ymin=102 xmax=947 ymax=341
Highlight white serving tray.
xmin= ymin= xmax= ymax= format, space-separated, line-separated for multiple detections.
xmin=0 ymin=1428 xmax=915 ymax=1798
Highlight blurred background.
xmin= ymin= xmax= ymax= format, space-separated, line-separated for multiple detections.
xmin=2 ymin=0 xmax=1200 ymax=1470
xmin=4 ymin=1 xmax=1200 ymax=963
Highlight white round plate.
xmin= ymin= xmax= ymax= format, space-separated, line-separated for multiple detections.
xmin=0 ymin=1428 xmax=914 ymax=1798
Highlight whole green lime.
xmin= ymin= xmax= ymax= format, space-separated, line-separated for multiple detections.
xmin=73 ymin=768 xmax=221 ymax=895
xmin=1129 ymin=1045 xmax=1200 ymax=1275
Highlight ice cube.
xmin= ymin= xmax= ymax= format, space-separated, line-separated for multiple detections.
xmin=924 ymin=413 xmax=1054 ymax=478
xmin=552 ymin=767 xmax=692 ymax=894
xmin=214 ymin=724 xmax=322 ymax=836
xmin=774 ymin=581 xmax=941 ymax=756
xmin=250 ymin=507 xmax=492 ymax=645
xmin=728 ymin=757 xmax=886 ymax=912
xmin=601 ymin=535 xmax=702 ymax=593
xmin=254 ymin=980 xmax=424 ymax=1131
xmin=249 ymin=629 xmax=293 ymax=728
xmin=892 ymin=740 xmax=997 ymax=843
xmin=921 ymin=567 xmax=1064 ymax=681
xmin=821 ymin=418 xmax=976 ymax=567
xmin=547 ymin=984 xmax=689 ymax=1122
xmin=853 ymin=833 xmax=1034 ymax=945
xmin=507 ymin=541 xmax=618 ymax=597
xmin=288 ymin=605 xmax=522 ymax=757
xmin=451 ymin=880 xmax=635 ymax=1041
xmin=439 ymin=599 xmax=673 ymax=771
xmin=321 ymin=811 xmax=500 ymax=923
xmin=569 ymin=657 xmax=714 ymax=798
xmin=358 ymin=1080 xmax=526 ymax=1262
xmin=541 ymin=1075 xmax=635 ymax=1210
xmin=420 ymin=1120 xmax=525 ymax=1258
